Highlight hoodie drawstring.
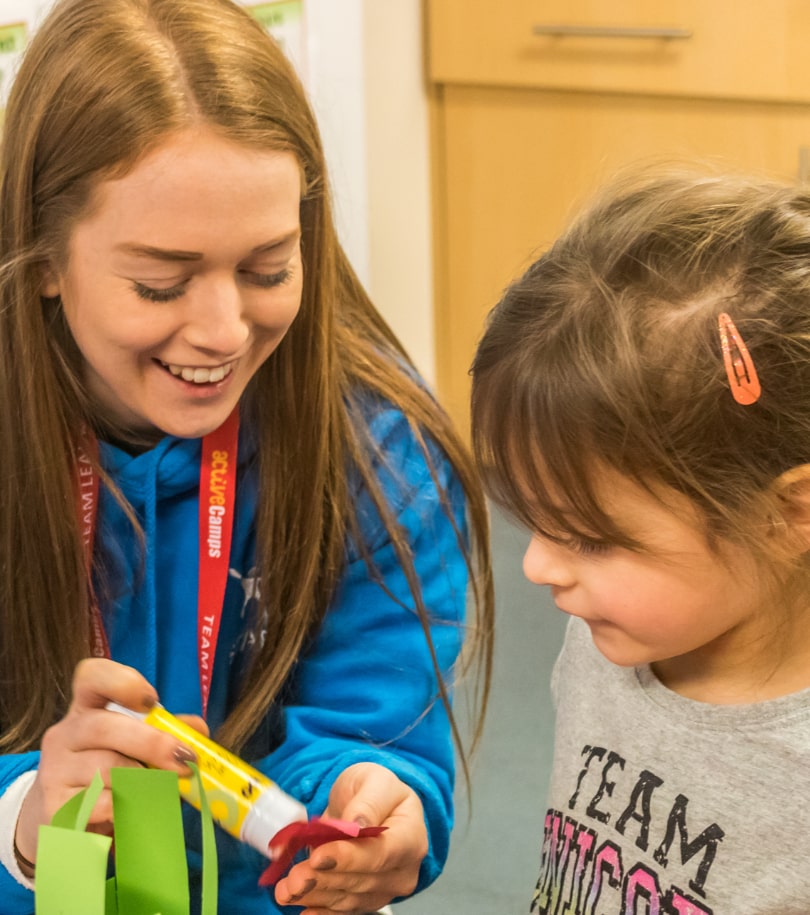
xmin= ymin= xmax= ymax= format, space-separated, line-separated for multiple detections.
xmin=143 ymin=442 xmax=166 ymax=688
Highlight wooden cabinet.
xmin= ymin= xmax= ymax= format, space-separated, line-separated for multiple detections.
xmin=427 ymin=0 xmax=810 ymax=435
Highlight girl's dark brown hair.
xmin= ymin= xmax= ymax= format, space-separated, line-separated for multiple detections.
xmin=472 ymin=167 xmax=810 ymax=561
xmin=0 ymin=0 xmax=493 ymax=776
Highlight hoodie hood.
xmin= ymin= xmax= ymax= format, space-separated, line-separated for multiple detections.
xmin=97 ymin=429 xmax=259 ymax=722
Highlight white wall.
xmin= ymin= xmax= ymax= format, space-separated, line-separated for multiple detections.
xmin=304 ymin=1 xmax=435 ymax=385
xmin=363 ymin=1 xmax=435 ymax=386
xmin=301 ymin=0 xmax=370 ymax=283
xmin=0 ymin=0 xmax=46 ymax=21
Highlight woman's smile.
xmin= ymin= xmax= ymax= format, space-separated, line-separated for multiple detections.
xmin=158 ymin=359 xmax=236 ymax=385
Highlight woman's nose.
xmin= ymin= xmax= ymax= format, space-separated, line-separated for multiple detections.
xmin=182 ymin=279 xmax=250 ymax=354
xmin=522 ymin=535 xmax=575 ymax=588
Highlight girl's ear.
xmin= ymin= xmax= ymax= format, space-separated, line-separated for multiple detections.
xmin=770 ymin=464 xmax=810 ymax=551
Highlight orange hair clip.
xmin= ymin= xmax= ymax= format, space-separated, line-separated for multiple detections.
xmin=717 ymin=312 xmax=761 ymax=406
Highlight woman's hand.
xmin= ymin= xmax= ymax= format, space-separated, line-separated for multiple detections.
xmin=14 ymin=658 xmax=205 ymax=871
xmin=275 ymin=762 xmax=428 ymax=915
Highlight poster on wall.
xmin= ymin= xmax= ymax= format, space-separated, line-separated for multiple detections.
xmin=0 ymin=19 xmax=25 ymax=114
xmin=244 ymin=1 xmax=307 ymax=83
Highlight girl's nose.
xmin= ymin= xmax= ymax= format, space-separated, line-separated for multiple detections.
xmin=522 ymin=535 xmax=575 ymax=588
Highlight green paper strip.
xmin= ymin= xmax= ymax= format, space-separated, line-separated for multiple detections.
xmin=190 ymin=762 xmax=218 ymax=915
xmin=111 ymin=768 xmax=189 ymax=915
xmin=106 ymin=877 xmax=119 ymax=915
xmin=75 ymin=770 xmax=105 ymax=832
xmin=50 ymin=770 xmax=104 ymax=831
xmin=35 ymin=826 xmax=112 ymax=915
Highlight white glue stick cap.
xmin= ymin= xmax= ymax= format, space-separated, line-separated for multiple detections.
xmin=241 ymin=787 xmax=308 ymax=856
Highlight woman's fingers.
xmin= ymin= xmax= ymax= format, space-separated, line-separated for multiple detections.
xmin=275 ymin=763 xmax=428 ymax=914
xmin=175 ymin=713 xmax=210 ymax=739
xmin=15 ymin=659 xmax=201 ymax=866
xmin=70 ymin=657 xmax=158 ymax=713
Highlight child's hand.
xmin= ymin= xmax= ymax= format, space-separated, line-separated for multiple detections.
xmin=274 ymin=762 xmax=427 ymax=914
xmin=15 ymin=658 xmax=204 ymax=870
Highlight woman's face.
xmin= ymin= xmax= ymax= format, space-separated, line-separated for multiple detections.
xmin=44 ymin=125 xmax=304 ymax=440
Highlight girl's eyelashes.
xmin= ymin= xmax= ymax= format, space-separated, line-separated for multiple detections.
xmin=562 ymin=535 xmax=612 ymax=557
xmin=131 ymin=268 xmax=292 ymax=302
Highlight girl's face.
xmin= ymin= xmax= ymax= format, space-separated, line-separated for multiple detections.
xmin=522 ymin=469 xmax=772 ymax=690
xmin=44 ymin=126 xmax=304 ymax=440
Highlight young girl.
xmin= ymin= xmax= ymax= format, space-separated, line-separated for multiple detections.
xmin=0 ymin=1 xmax=494 ymax=912
xmin=471 ymin=168 xmax=810 ymax=914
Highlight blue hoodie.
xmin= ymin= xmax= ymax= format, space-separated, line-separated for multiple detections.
xmin=0 ymin=395 xmax=469 ymax=913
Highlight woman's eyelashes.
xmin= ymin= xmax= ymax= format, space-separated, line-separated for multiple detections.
xmin=244 ymin=267 xmax=292 ymax=289
xmin=131 ymin=267 xmax=292 ymax=303
xmin=132 ymin=280 xmax=188 ymax=303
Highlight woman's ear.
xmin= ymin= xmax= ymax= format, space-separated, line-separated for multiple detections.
xmin=40 ymin=262 xmax=61 ymax=299
xmin=770 ymin=464 xmax=810 ymax=551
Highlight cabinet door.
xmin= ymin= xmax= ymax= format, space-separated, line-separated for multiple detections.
xmin=433 ymin=85 xmax=810 ymax=435
xmin=428 ymin=0 xmax=810 ymax=103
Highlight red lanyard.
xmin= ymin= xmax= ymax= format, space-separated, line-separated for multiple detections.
xmin=76 ymin=436 xmax=108 ymax=660
xmin=77 ymin=409 xmax=239 ymax=718
xmin=196 ymin=408 xmax=239 ymax=717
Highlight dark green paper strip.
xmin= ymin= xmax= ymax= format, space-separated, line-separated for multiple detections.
xmin=190 ymin=761 xmax=219 ymax=915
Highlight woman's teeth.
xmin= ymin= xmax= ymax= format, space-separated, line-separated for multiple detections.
xmin=165 ymin=362 xmax=233 ymax=384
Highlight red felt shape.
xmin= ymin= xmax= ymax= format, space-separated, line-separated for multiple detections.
xmin=258 ymin=817 xmax=387 ymax=887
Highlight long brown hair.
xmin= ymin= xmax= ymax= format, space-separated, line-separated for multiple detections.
xmin=0 ymin=0 xmax=493 ymax=773
xmin=472 ymin=167 xmax=810 ymax=573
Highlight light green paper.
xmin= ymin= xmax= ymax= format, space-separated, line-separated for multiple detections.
xmin=35 ymin=826 xmax=112 ymax=915
xmin=74 ymin=770 xmax=105 ymax=831
xmin=35 ymin=765 xmax=219 ymax=915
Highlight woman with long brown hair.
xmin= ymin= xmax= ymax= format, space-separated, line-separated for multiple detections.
xmin=0 ymin=1 xmax=493 ymax=911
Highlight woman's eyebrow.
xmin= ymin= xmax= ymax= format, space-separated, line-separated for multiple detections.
xmin=248 ymin=229 xmax=301 ymax=255
xmin=114 ymin=229 xmax=301 ymax=262
xmin=114 ymin=243 xmax=202 ymax=262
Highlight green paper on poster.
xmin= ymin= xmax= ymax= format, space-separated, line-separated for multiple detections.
xmin=247 ymin=2 xmax=302 ymax=31
xmin=246 ymin=1 xmax=305 ymax=76
xmin=0 ymin=21 xmax=28 ymax=117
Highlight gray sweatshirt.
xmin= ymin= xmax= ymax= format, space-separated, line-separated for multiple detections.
xmin=533 ymin=616 xmax=810 ymax=915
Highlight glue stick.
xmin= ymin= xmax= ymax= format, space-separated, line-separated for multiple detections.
xmin=106 ymin=701 xmax=308 ymax=857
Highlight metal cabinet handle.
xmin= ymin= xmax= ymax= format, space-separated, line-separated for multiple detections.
xmin=533 ymin=24 xmax=692 ymax=40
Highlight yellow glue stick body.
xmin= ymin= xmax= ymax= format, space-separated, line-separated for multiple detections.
xmin=107 ymin=701 xmax=308 ymax=857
